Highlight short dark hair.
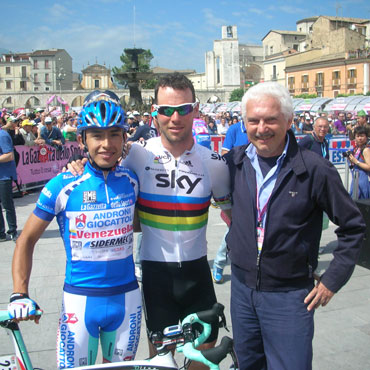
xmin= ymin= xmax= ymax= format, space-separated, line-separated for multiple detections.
xmin=154 ymin=73 xmax=195 ymax=103
xmin=354 ymin=125 xmax=368 ymax=137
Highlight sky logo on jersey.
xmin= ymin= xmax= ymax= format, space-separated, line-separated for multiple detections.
xmin=83 ymin=191 xmax=96 ymax=203
xmin=62 ymin=313 xmax=78 ymax=324
xmin=75 ymin=214 xmax=87 ymax=229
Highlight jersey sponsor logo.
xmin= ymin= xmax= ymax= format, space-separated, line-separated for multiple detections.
xmin=127 ymin=305 xmax=142 ymax=354
xmin=81 ymin=203 xmax=107 ymax=211
xmin=42 ymin=187 xmax=52 ymax=198
xmin=88 ymin=234 xmax=133 ymax=248
xmin=153 ymin=153 xmax=171 ymax=164
xmin=71 ymin=224 xmax=133 ymax=240
xmin=75 ymin=214 xmax=87 ymax=229
xmin=58 ymin=324 xmax=75 ymax=368
xmin=83 ymin=191 xmax=96 ymax=203
xmin=62 ymin=313 xmax=78 ymax=324
xmin=72 ymin=241 xmax=82 ymax=249
xmin=211 ymin=152 xmax=226 ymax=162
xmin=155 ymin=172 xmax=202 ymax=194
xmin=181 ymin=160 xmax=193 ymax=167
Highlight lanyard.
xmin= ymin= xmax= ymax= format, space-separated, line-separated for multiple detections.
xmin=256 ymin=185 xmax=272 ymax=255
xmin=321 ymin=142 xmax=327 ymax=158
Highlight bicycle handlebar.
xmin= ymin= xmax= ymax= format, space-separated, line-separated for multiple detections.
xmin=182 ymin=336 xmax=234 ymax=370
xmin=0 ymin=309 xmax=43 ymax=323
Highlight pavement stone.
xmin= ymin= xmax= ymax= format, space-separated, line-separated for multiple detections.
xmin=0 ymin=184 xmax=369 ymax=369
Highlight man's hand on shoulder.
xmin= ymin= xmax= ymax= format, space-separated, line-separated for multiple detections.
xmin=63 ymin=157 xmax=88 ymax=175
xmin=304 ymin=280 xmax=334 ymax=311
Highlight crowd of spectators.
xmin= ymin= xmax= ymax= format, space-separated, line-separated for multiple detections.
xmin=0 ymin=107 xmax=79 ymax=151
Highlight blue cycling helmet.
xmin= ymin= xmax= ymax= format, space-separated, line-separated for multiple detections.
xmin=77 ymin=99 xmax=129 ymax=134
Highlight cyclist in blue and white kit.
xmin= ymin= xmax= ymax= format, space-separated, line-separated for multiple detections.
xmin=9 ymin=93 xmax=142 ymax=368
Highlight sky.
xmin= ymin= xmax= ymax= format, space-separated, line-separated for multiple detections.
xmin=1 ymin=0 xmax=369 ymax=75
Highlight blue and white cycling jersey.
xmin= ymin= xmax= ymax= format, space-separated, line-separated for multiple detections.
xmin=34 ymin=161 xmax=139 ymax=296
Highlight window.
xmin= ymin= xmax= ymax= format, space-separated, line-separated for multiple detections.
xmin=45 ymin=87 xmax=49 ymax=91
xmin=302 ymin=75 xmax=309 ymax=89
xmin=21 ymin=66 xmax=27 ymax=78
xmin=5 ymin=66 xmax=11 ymax=74
xmin=216 ymin=57 xmax=220 ymax=84
xmin=293 ymin=44 xmax=299 ymax=51
xmin=94 ymin=79 xmax=100 ymax=88
xmin=34 ymin=87 xmax=39 ymax=91
xmin=34 ymin=60 xmax=38 ymax=69
xmin=6 ymin=81 xmax=11 ymax=89
xmin=45 ymin=59 xmax=49 ymax=69
xmin=6 ymin=97 xmax=12 ymax=104
xmin=332 ymin=71 xmax=341 ymax=86
xmin=348 ymin=69 xmax=357 ymax=85
xmin=20 ymin=81 xmax=27 ymax=90
xmin=316 ymin=72 xmax=324 ymax=87
xmin=227 ymin=26 xmax=233 ymax=38
xmin=45 ymin=73 xmax=49 ymax=83
xmin=272 ymin=65 xmax=277 ymax=80
xmin=270 ymin=46 xmax=273 ymax=55
xmin=288 ymin=76 xmax=295 ymax=90
xmin=34 ymin=73 xmax=38 ymax=83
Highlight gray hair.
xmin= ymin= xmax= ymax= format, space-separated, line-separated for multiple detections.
xmin=241 ymin=82 xmax=294 ymax=123
xmin=313 ymin=116 xmax=329 ymax=126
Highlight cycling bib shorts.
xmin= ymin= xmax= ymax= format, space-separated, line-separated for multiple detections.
xmin=57 ymin=289 xmax=142 ymax=367
xmin=142 ymin=257 xmax=218 ymax=343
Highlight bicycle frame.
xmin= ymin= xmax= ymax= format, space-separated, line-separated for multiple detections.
xmin=1 ymin=303 xmax=235 ymax=370
xmin=0 ymin=310 xmax=35 ymax=370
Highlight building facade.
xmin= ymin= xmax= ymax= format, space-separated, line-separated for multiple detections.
xmin=81 ymin=63 xmax=116 ymax=90
xmin=188 ymin=25 xmax=263 ymax=92
xmin=262 ymin=15 xmax=370 ymax=96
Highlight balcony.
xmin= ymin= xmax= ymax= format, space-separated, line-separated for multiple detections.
xmin=347 ymin=78 xmax=357 ymax=89
xmin=332 ymin=79 xmax=341 ymax=89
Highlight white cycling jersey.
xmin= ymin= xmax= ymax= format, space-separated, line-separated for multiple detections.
xmin=123 ymin=137 xmax=231 ymax=263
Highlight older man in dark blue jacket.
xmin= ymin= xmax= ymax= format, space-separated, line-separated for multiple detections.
xmin=226 ymin=82 xmax=365 ymax=370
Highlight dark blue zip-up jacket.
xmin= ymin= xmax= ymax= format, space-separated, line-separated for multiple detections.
xmin=226 ymin=130 xmax=365 ymax=293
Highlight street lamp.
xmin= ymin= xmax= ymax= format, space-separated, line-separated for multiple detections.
xmin=56 ymin=68 xmax=66 ymax=96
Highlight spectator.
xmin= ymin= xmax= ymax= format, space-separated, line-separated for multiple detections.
xmin=0 ymin=129 xmax=18 ymax=241
xmin=40 ymin=117 xmax=65 ymax=150
xmin=19 ymin=119 xmax=38 ymax=146
xmin=62 ymin=117 xmax=77 ymax=142
xmin=302 ymin=115 xmax=313 ymax=134
xmin=347 ymin=110 xmax=369 ymax=140
xmin=347 ymin=126 xmax=370 ymax=199
xmin=291 ymin=117 xmax=303 ymax=135
xmin=298 ymin=117 xmax=330 ymax=160
xmin=217 ymin=117 xmax=229 ymax=136
xmin=334 ymin=112 xmax=347 ymax=134
xmin=207 ymin=120 xmax=218 ymax=135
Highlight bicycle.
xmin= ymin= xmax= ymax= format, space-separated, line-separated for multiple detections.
xmin=0 ymin=303 xmax=237 ymax=370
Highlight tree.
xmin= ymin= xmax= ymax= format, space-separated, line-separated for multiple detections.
xmin=112 ymin=49 xmax=156 ymax=88
xmin=229 ymin=88 xmax=244 ymax=102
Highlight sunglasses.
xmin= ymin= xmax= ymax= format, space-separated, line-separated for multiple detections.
xmin=153 ymin=102 xmax=198 ymax=117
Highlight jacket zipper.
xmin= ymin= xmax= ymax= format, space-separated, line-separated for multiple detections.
xmin=103 ymin=171 xmax=110 ymax=204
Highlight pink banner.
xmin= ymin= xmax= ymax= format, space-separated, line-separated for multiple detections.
xmin=15 ymin=143 xmax=84 ymax=187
